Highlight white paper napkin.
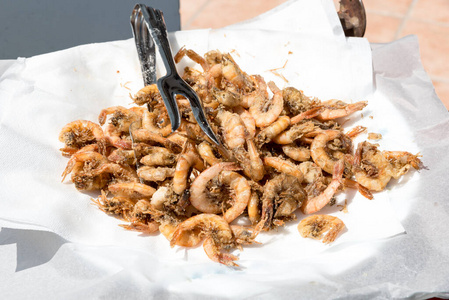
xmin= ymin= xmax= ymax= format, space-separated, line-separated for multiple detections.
xmin=0 ymin=0 xmax=433 ymax=298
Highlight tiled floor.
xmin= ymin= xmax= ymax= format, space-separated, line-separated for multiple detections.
xmin=180 ymin=0 xmax=449 ymax=110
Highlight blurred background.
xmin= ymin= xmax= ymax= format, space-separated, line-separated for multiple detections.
xmin=0 ymin=0 xmax=447 ymax=109
xmin=180 ymin=0 xmax=449 ymax=110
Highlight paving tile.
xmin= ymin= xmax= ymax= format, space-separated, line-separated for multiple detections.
xmin=362 ymin=0 xmax=413 ymax=16
xmin=411 ymin=0 xmax=449 ymax=24
xmin=333 ymin=0 xmax=412 ymax=16
xmin=433 ymin=81 xmax=449 ymax=110
xmin=186 ymin=0 xmax=288 ymax=30
xmin=399 ymin=20 xmax=449 ymax=79
xmin=180 ymin=0 xmax=209 ymax=29
xmin=364 ymin=13 xmax=402 ymax=43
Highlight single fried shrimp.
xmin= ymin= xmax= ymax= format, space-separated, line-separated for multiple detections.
xmin=108 ymin=182 xmax=156 ymax=199
xmin=121 ymin=221 xmax=160 ymax=234
xmin=233 ymin=139 xmax=265 ymax=182
xmin=354 ymin=141 xmax=393 ymax=192
xmin=219 ymin=171 xmax=251 ymax=223
xmin=203 ymin=236 xmax=239 ymax=267
xmin=241 ymin=75 xmax=268 ymax=108
xmin=282 ymin=144 xmax=311 ymax=162
xmin=246 ymin=139 xmax=265 ymax=182
xmin=98 ymin=106 xmax=142 ymax=133
xmin=297 ymin=215 xmax=345 ymax=244
xmin=216 ymin=108 xmax=246 ymax=149
xmin=91 ymin=191 xmax=135 ymax=221
xmin=301 ymin=159 xmax=344 ymax=214
xmin=137 ymin=166 xmax=175 ymax=182
xmin=290 ymin=106 xmax=324 ymax=124
xmin=255 ymin=115 xmax=290 ymax=145
xmin=173 ymin=142 xmax=206 ymax=195
xmin=108 ymin=149 xmax=136 ymax=165
xmin=310 ymin=130 xmax=352 ymax=175
xmin=221 ymin=53 xmax=252 ymax=90
xmin=382 ymin=150 xmax=423 ymax=179
xmin=170 ymin=214 xmax=237 ymax=266
xmin=132 ymin=128 xmax=182 ymax=153
xmin=132 ymin=84 xmax=163 ymax=106
xmin=140 ymin=147 xmax=177 ymax=167
xmin=62 ymin=151 xmax=107 ymax=182
xmin=272 ymin=121 xmax=316 ymax=145
xmin=104 ymin=124 xmax=132 ymax=150
xmin=247 ymin=191 xmax=261 ymax=225
xmin=234 ymin=106 xmax=256 ymax=138
xmin=189 ymin=162 xmax=241 ymax=213
xmin=317 ymin=99 xmax=367 ymax=121
xmin=249 ymin=81 xmax=284 ymax=128
xmin=92 ymin=162 xmax=140 ymax=183
xmin=263 ymin=156 xmax=304 ymax=181
xmin=142 ymin=109 xmax=172 ymax=137
xmin=175 ymin=47 xmax=210 ymax=71
xmin=282 ymin=86 xmax=320 ymax=115
xmin=197 ymin=141 xmax=222 ymax=166
xmin=258 ymin=174 xmax=305 ymax=230
xmin=59 ymin=120 xmax=106 ymax=153
xmin=121 ymin=199 xmax=160 ymax=234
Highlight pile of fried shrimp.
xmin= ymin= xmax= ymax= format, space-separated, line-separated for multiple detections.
xmin=59 ymin=48 xmax=423 ymax=267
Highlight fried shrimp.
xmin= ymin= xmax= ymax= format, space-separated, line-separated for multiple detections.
xmin=219 ymin=171 xmax=251 ymax=223
xmin=189 ymin=162 xmax=241 ymax=214
xmin=60 ymin=48 xmax=421 ymax=264
xmin=317 ymin=99 xmax=368 ymax=121
xmin=234 ymin=106 xmax=256 ymax=138
xmin=62 ymin=151 xmax=107 ymax=182
xmin=216 ymin=108 xmax=246 ymax=149
xmin=255 ymin=115 xmax=290 ymax=145
xmin=91 ymin=191 xmax=135 ymax=221
xmin=249 ymin=81 xmax=284 ymax=127
xmin=98 ymin=106 xmax=142 ymax=132
xmin=59 ymin=120 xmax=107 ymax=153
xmin=92 ymin=162 xmax=140 ymax=183
xmin=282 ymin=144 xmax=311 ymax=162
xmin=197 ymin=141 xmax=222 ymax=166
xmin=247 ymin=191 xmax=261 ymax=225
xmin=297 ymin=215 xmax=345 ymax=244
xmin=310 ymin=130 xmax=353 ymax=175
xmin=258 ymin=174 xmax=305 ymax=230
xmin=263 ymin=156 xmax=304 ymax=181
xmin=383 ymin=150 xmax=423 ymax=179
xmin=140 ymin=147 xmax=176 ymax=167
xmin=170 ymin=214 xmax=239 ymax=266
xmin=132 ymin=84 xmax=163 ymax=106
xmin=301 ymin=159 xmax=344 ymax=214
xmin=354 ymin=141 xmax=393 ymax=192
xmin=173 ymin=142 xmax=205 ymax=195
xmin=137 ymin=166 xmax=175 ymax=182
xmin=271 ymin=121 xmax=316 ymax=145
xmin=142 ymin=109 xmax=172 ymax=137
xmin=108 ymin=182 xmax=156 ymax=199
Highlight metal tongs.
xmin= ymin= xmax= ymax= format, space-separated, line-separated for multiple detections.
xmin=130 ymin=4 xmax=220 ymax=145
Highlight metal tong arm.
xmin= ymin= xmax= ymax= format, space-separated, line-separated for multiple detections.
xmin=142 ymin=7 xmax=220 ymax=145
xmin=130 ymin=4 xmax=156 ymax=85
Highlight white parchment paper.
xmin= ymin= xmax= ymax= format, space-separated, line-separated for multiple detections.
xmin=0 ymin=0 xmax=448 ymax=299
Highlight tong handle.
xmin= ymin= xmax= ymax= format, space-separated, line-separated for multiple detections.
xmin=141 ymin=7 xmax=178 ymax=76
xmin=131 ymin=4 xmax=156 ymax=85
